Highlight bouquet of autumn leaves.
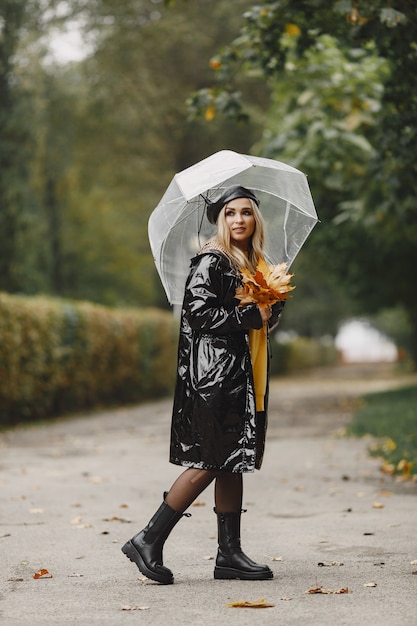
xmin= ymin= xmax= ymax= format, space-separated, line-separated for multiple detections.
xmin=235 ymin=259 xmax=295 ymax=308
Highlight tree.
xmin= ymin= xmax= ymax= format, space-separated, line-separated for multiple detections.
xmin=0 ymin=1 xmax=44 ymax=293
xmin=51 ymin=0 xmax=267 ymax=307
xmin=1 ymin=0 xmax=266 ymax=306
xmin=188 ymin=1 xmax=417 ymax=364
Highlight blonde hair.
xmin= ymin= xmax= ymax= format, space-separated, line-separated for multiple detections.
xmin=215 ymin=199 xmax=265 ymax=273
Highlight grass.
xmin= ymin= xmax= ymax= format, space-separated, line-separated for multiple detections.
xmin=348 ymin=385 xmax=417 ymax=478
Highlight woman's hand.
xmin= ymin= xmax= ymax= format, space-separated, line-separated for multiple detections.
xmin=258 ymin=305 xmax=272 ymax=323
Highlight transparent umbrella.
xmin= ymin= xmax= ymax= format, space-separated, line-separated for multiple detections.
xmin=148 ymin=150 xmax=318 ymax=306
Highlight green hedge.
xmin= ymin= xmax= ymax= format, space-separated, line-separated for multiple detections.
xmin=0 ymin=292 xmax=178 ymax=426
xmin=270 ymin=335 xmax=338 ymax=376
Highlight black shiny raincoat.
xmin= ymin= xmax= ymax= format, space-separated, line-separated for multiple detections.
xmin=170 ymin=250 xmax=283 ymax=473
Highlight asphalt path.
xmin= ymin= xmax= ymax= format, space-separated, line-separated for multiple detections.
xmin=1 ymin=364 xmax=416 ymax=626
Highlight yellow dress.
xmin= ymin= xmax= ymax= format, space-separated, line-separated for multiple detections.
xmin=249 ymin=323 xmax=268 ymax=412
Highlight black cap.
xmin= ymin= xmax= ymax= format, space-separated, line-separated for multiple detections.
xmin=206 ymin=184 xmax=259 ymax=224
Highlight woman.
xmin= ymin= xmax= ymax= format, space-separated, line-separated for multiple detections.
xmin=122 ymin=184 xmax=284 ymax=584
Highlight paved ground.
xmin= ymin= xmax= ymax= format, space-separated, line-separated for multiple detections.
xmin=1 ymin=363 xmax=416 ymax=626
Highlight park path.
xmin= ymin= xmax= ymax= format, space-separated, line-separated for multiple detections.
xmin=1 ymin=363 xmax=416 ymax=625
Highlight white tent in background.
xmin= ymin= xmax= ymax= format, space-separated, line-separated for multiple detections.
xmin=335 ymin=319 xmax=398 ymax=363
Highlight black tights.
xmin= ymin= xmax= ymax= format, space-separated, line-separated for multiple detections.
xmin=164 ymin=468 xmax=243 ymax=514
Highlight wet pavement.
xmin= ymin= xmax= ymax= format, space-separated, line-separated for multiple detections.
xmin=1 ymin=364 xmax=416 ymax=625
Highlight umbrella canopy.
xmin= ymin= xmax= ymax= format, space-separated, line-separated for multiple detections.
xmin=148 ymin=150 xmax=318 ymax=305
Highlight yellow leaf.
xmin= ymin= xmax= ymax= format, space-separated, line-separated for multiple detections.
xmin=372 ymin=502 xmax=384 ymax=509
xmin=380 ymin=462 xmax=395 ymax=475
xmin=285 ymin=23 xmax=301 ymax=36
xmin=384 ymin=438 xmax=397 ymax=451
xmin=227 ymin=597 xmax=275 ymax=608
xmin=205 ymin=106 xmax=215 ymax=121
xmin=397 ymin=459 xmax=414 ymax=475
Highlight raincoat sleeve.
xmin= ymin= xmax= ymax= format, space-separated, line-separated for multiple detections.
xmin=269 ymin=301 xmax=285 ymax=331
xmin=184 ymin=254 xmax=263 ymax=333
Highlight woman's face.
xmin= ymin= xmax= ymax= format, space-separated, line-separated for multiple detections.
xmin=224 ymin=197 xmax=256 ymax=250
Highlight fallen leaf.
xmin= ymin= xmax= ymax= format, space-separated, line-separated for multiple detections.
xmin=372 ymin=502 xmax=384 ymax=509
xmin=68 ymin=573 xmax=83 ymax=578
xmin=410 ymin=560 xmax=417 ymax=565
xmin=120 ymin=503 xmax=128 ymax=509
xmin=89 ymin=476 xmax=103 ymax=484
xmin=397 ymin=459 xmax=414 ymax=475
xmin=121 ymin=605 xmax=150 ymax=611
xmin=412 ymin=571 xmax=417 ymax=575
xmin=192 ymin=500 xmax=206 ymax=506
xmin=29 ymin=508 xmax=44 ymax=514
xmin=364 ymin=582 xmax=377 ymax=587
xmin=102 ymin=516 xmax=131 ymax=523
xmin=270 ymin=556 xmax=283 ymax=562
xmin=75 ymin=524 xmax=93 ymax=529
xmin=227 ymin=597 xmax=275 ymax=608
xmin=306 ymin=586 xmax=349 ymax=595
xmin=70 ymin=515 xmax=83 ymax=525
xmin=280 ymin=597 xmax=293 ymax=601
xmin=380 ymin=462 xmax=395 ymax=475
xmin=379 ymin=491 xmax=392 ymax=497
xmin=33 ymin=569 xmax=52 ymax=579
xmin=203 ymin=555 xmax=214 ymax=560
xmin=318 ymin=561 xmax=344 ymax=567
xmin=8 ymin=577 xmax=24 ymax=582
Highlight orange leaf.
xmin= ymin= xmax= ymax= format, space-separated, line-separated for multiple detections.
xmin=306 ymin=586 xmax=349 ymax=594
xmin=227 ymin=597 xmax=275 ymax=608
xmin=33 ymin=568 xmax=52 ymax=579
xmin=235 ymin=260 xmax=295 ymax=308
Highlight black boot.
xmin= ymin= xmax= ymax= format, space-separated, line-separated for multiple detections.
xmin=122 ymin=497 xmax=187 ymax=584
xmin=214 ymin=509 xmax=273 ymax=580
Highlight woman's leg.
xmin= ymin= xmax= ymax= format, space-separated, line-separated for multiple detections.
xmin=166 ymin=468 xmax=243 ymax=513
xmin=165 ymin=468 xmax=217 ymax=512
xmin=213 ymin=473 xmax=273 ymax=580
xmin=122 ymin=467 xmax=217 ymax=584
xmin=214 ymin=472 xmax=243 ymax=512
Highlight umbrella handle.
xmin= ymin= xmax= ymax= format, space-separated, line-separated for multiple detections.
xmin=197 ymin=194 xmax=210 ymax=248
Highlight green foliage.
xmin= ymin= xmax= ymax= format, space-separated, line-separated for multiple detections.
xmin=188 ymin=0 xmax=417 ymax=366
xmin=348 ymin=385 xmax=417 ymax=477
xmin=0 ymin=292 xmax=178 ymax=425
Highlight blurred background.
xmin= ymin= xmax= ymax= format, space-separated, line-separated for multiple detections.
xmin=1 ymin=0 xmax=416 ymax=379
